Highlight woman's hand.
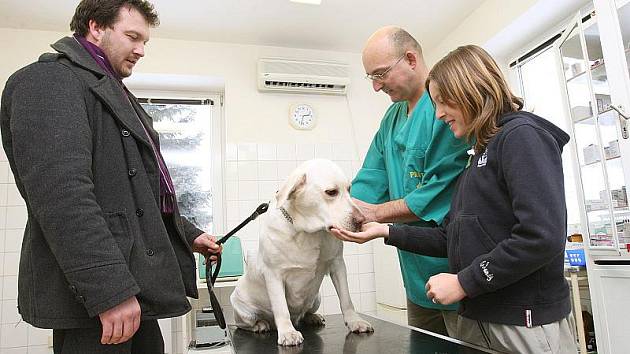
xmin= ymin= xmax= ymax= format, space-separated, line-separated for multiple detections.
xmin=329 ymin=222 xmax=389 ymax=244
xmin=425 ymin=273 xmax=467 ymax=305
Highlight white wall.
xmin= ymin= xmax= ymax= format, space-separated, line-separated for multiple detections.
xmin=424 ymin=0 xmax=539 ymax=66
xmin=0 ymin=28 xmax=389 ymax=151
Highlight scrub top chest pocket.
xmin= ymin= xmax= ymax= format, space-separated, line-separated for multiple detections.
xmin=404 ymin=148 xmax=427 ymax=193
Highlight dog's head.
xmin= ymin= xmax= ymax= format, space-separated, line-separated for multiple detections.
xmin=276 ymin=159 xmax=365 ymax=234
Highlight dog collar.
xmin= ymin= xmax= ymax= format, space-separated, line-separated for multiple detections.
xmin=278 ymin=206 xmax=294 ymax=224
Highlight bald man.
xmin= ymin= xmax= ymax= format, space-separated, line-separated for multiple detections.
xmin=348 ymin=26 xmax=469 ymax=335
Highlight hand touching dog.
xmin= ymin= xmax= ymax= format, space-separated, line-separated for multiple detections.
xmin=331 ymin=223 xmax=467 ymax=306
xmin=329 ymin=221 xmax=388 ymax=244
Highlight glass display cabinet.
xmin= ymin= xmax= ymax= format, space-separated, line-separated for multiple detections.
xmin=556 ymin=6 xmax=630 ymax=260
xmin=555 ymin=1 xmax=630 ymax=353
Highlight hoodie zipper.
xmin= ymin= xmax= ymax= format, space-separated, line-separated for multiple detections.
xmin=453 ymin=158 xmax=474 ymax=271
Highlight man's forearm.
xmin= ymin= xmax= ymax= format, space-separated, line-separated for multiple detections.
xmin=376 ymin=199 xmax=419 ymax=223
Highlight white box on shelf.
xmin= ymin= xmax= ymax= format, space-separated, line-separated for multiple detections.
xmin=585 ymin=199 xmax=607 ymax=212
xmin=611 ymin=187 xmax=627 ymax=207
xmin=605 ymin=140 xmax=620 ymax=159
xmin=583 ymin=144 xmax=601 ymax=165
xmin=572 ymin=105 xmax=593 ymax=121
xmin=571 ymin=62 xmax=585 ymax=76
xmin=605 ymin=146 xmax=614 ymax=159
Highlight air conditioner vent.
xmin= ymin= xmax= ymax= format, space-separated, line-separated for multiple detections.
xmin=258 ymin=58 xmax=350 ymax=95
xmin=262 ymin=61 xmax=349 ymax=77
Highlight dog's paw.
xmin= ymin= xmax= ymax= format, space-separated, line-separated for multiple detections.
xmin=252 ymin=319 xmax=272 ymax=333
xmin=346 ymin=319 xmax=374 ymax=333
xmin=277 ymin=329 xmax=304 ymax=346
xmin=302 ymin=313 xmax=326 ymax=327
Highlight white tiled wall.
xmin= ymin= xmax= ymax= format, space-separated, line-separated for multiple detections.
xmin=222 ymin=142 xmax=376 ymax=317
xmin=0 ymin=144 xmax=51 ymax=353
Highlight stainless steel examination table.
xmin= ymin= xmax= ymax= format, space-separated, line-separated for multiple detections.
xmin=228 ymin=314 xmax=497 ymax=354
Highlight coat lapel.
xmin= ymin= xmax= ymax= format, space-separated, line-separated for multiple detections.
xmin=90 ymin=78 xmax=152 ymax=149
xmin=51 ymin=37 xmax=153 ymax=149
xmin=127 ymin=93 xmax=160 ymax=144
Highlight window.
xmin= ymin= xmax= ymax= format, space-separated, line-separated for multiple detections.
xmin=140 ymin=97 xmax=221 ymax=234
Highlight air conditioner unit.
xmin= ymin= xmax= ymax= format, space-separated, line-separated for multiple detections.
xmin=257 ymin=58 xmax=350 ymax=95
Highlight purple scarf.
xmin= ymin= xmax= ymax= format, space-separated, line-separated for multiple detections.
xmin=74 ymin=34 xmax=177 ymax=214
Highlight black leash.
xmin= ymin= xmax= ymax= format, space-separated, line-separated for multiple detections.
xmin=204 ymin=202 xmax=269 ymax=329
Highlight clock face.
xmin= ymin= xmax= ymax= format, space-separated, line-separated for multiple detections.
xmin=289 ymin=104 xmax=316 ymax=130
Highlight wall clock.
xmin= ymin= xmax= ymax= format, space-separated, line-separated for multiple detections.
xmin=289 ymin=103 xmax=316 ymax=130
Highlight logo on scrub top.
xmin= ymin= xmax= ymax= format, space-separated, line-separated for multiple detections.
xmin=410 ymin=171 xmax=424 ymax=189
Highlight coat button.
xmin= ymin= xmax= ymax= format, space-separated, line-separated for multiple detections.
xmin=146 ymin=249 xmax=154 ymax=256
xmin=128 ymin=168 xmax=137 ymax=177
xmin=76 ymin=295 xmax=85 ymax=303
xmin=136 ymin=208 xmax=144 ymax=217
xmin=69 ymin=285 xmax=78 ymax=294
xmin=121 ymin=129 xmax=130 ymax=137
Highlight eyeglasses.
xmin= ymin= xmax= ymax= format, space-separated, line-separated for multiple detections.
xmin=365 ymin=55 xmax=406 ymax=82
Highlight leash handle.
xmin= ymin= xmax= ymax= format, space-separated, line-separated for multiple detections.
xmin=216 ymin=202 xmax=269 ymax=245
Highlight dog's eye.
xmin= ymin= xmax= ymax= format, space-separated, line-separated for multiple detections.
xmin=325 ymin=189 xmax=339 ymax=197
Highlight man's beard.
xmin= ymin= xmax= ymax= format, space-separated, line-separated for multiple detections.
xmin=100 ymin=33 xmax=130 ymax=78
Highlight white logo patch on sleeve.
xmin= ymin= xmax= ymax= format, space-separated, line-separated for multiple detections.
xmin=477 ymin=149 xmax=488 ymax=167
xmin=479 ymin=260 xmax=494 ymax=282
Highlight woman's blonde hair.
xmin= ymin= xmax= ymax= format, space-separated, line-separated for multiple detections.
xmin=426 ymin=45 xmax=523 ymax=153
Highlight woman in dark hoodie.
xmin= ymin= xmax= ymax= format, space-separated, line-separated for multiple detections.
xmin=332 ymin=45 xmax=577 ymax=353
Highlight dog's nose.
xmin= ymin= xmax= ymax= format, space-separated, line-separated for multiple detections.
xmin=351 ymin=208 xmax=366 ymax=229
xmin=353 ymin=213 xmax=366 ymax=226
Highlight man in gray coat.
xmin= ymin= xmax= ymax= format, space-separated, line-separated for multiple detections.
xmin=0 ymin=0 xmax=222 ymax=352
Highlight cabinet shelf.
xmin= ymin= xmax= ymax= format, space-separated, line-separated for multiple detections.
xmin=573 ymin=113 xmax=594 ymax=123
xmin=573 ymin=107 xmax=618 ymax=123
xmin=566 ymin=70 xmax=588 ymax=82
xmin=565 ymin=61 xmax=606 ymax=83
xmin=598 ymin=106 xmax=616 ymax=115
xmin=586 ymin=207 xmax=630 ymax=215
xmin=581 ymin=154 xmax=621 ymax=167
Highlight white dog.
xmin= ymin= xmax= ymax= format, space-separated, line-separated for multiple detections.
xmin=230 ymin=159 xmax=374 ymax=346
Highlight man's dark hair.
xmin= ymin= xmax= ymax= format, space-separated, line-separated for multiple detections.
xmin=70 ymin=0 xmax=159 ymax=36
xmin=390 ymin=28 xmax=422 ymax=57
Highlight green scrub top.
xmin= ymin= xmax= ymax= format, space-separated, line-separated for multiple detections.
xmin=351 ymin=92 xmax=469 ymax=310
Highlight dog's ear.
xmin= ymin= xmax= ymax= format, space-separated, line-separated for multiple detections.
xmin=276 ymin=173 xmax=307 ymax=206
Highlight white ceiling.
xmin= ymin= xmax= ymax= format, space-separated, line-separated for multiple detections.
xmin=0 ymin=0 xmax=485 ymax=53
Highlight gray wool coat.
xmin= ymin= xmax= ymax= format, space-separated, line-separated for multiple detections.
xmin=0 ymin=36 xmax=203 ymax=329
